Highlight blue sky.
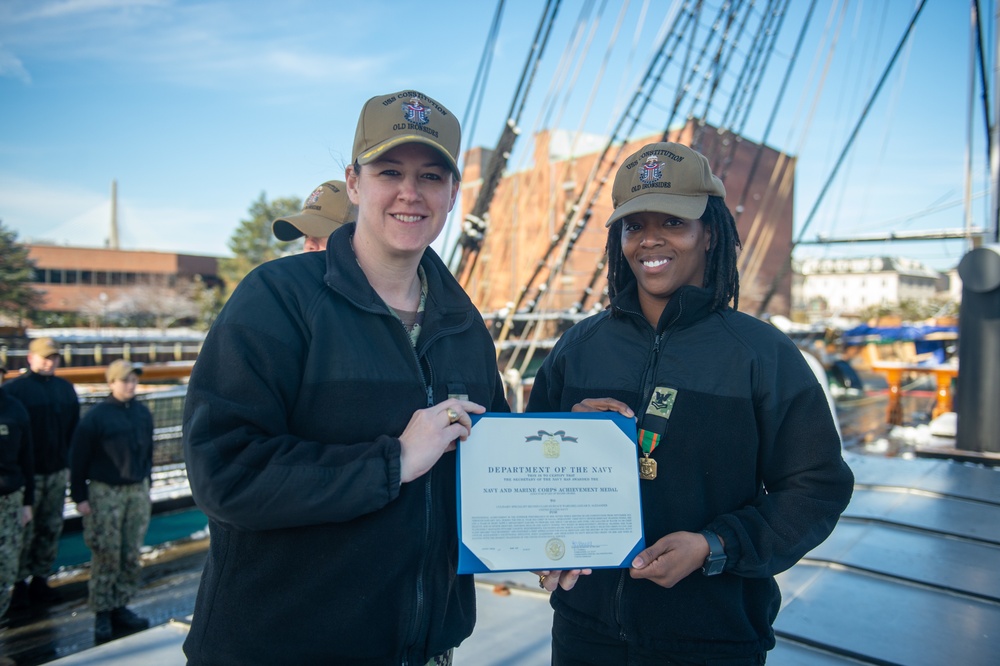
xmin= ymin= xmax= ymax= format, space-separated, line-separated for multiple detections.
xmin=0 ymin=0 xmax=994 ymax=272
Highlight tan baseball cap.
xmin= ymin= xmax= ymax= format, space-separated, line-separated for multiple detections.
xmin=606 ymin=142 xmax=726 ymax=227
xmin=28 ymin=337 xmax=59 ymax=357
xmin=272 ymin=180 xmax=357 ymax=241
xmin=352 ymin=90 xmax=461 ymax=178
xmin=106 ymin=359 xmax=142 ymax=383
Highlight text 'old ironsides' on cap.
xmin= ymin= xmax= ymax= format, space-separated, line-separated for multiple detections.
xmin=28 ymin=337 xmax=59 ymax=357
xmin=352 ymin=90 xmax=461 ymax=178
xmin=272 ymin=180 xmax=357 ymax=241
xmin=106 ymin=359 xmax=142 ymax=383
xmin=606 ymin=142 xmax=726 ymax=227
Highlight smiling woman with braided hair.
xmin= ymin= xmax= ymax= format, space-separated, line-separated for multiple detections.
xmin=528 ymin=141 xmax=854 ymax=665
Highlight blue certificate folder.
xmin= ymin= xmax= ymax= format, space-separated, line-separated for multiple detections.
xmin=456 ymin=411 xmax=645 ymax=574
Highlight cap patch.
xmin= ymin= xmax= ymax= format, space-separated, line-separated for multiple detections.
xmin=639 ymin=156 xmax=663 ymax=185
xmin=304 ymin=186 xmax=323 ymax=211
xmin=403 ymin=97 xmax=431 ymax=126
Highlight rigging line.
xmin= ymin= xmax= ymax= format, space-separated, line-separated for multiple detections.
xmin=564 ymin=0 xmax=630 ymax=160
xmin=662 ymin=0 xmax=703 ymax=132
xmin=852 ymin=3 xmax=912 ymax=238
xmin=461 ymin=0 xmax=570 ymax=301
xmin=461 ymin=0 xmax=506 ymax=164
xmin=717 ymin=0 xmax=778 ymax=143
xmin=689 ymin=0 xmax=752 ymax=147
xmin=540 ymin=0 xmax=603 ymax=132
xmin=452 ymin=0 xmax=561 ymax=282
xmin=973 ymin=0 xmax=998 ymax=244
xmin=571 ymin=8 xmax=709 ymax=314
xmin=697 ymin=0 xmax=775 ymax=168
xmin=516 ymin=2 xmax=629 ymax=324
xmin=507 ymin=1 xmax=699 ymax=320
xmin=445 ymin=0 xmax=506 ymax=269
xmin=606 ymin=0 xmax=659 ymax=134
xmin=719 ymin=0 xmax=790 ymax=183
xmin=974 ymin=0 xmax=994 ymax=174
xmin=730 ymin=0 xmax=785 ymax=134
xmin=739 ymin=0 xmax=847 ymax=281
xmin=562 ymin=2 xmax=721 ymax=313
xmin=757 ymin=0 xmax=931 ymax=316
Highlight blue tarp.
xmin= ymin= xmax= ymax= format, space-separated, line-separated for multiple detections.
xmin=842 ymin=324 xmax=958 ymax=363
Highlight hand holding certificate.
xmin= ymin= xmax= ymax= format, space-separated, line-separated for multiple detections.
xmin=457 ymin=412 xmax=645 ymax=574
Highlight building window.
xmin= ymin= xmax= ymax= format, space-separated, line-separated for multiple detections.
xmin=65 ymin=270 xmax=78 ymax=284
xmin=96 ymin=272 xmax=108 ymax=285
xmin=81 ymin=270 xmax=93 ymax=285
xmin=49 ymin=269 xmax=64 ymax=284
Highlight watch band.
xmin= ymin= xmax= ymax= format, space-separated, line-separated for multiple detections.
xmin=699 ymin=530 xmax=726 ymax=576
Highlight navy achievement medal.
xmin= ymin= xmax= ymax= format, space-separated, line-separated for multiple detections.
xmin=638 ymin=387 xmax=677 ymax=480
xmin=638 ymin=430 xmax=659 ymax=480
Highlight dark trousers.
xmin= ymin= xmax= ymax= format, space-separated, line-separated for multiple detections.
xmin=551 ymin=612 xmax=767 ymax=666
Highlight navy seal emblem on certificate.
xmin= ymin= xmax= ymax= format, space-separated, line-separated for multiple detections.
xmin=457 ymin=412 xmax=644 ymax=574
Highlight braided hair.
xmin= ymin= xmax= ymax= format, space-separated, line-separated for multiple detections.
xmin=606 ymin=196 xmax=742 ymax=313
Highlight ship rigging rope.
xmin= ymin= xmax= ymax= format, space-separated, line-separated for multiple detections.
xmin=481 ymin=0 xmax=624 ymax=313
xmin=497 ymin=1 xmax=693 ymax=370
xmin=716 ymin=0 xmax=789 ymax=182
xmin=581 ymin=0 xmax=769 ymax=312
xmin=729 ymin=0 xmax=814 ymax=226
xmin=445 ymin=0 xmax=506 ymax=269
xmin=495 ymin=0 xmax=632 ymax=369
xmin=757 ymin=0 xmax=930 ymax=316
xmin=577 ymin=0 xmax=782 ymax=312
xmin=507 ymin=1 xmax=701 ymax=321
xmin=740 ymin=0 xmax=848 ymax=295
xmin=451 ymin=0 xmax=561 ymax=281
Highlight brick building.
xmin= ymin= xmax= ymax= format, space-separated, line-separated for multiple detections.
xmin=457 ymin=120 xmax=795 ymax=317
xmin=26 ymin=244 xmax=221 ymax=319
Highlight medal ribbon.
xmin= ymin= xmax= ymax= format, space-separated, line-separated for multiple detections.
xmin=637 ymin=428 xmax=660 ymax=457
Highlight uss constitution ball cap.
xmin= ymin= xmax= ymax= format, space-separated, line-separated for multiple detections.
xmin=606 ymin=142 xmax=726 ymax=227
xmin=106 ymin=359 xmax=142 ymax=383
xmin=28 ymin=337 xmax=59 ymax=357
xmin=352 ymin=90 xmax=462 ymax=178
xmin=272 ymin=180 xmax=357 ymax=241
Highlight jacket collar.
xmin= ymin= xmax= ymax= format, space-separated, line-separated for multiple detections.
xmin=322 ymin=223 xmax=478 ymax=336
xmin=611 ymin=282 xmax=716 ymax=333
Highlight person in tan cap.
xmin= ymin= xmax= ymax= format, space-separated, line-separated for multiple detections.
xmin=527 ymin=142 xmax=853 ymax=663
xmin=4 ymin=337 xmax=80 ymax=609
xmin=69 ymin=360 xmax=152 ymax=642
xmin=183 ymin=89 xmax=508 ymax=665
xmin=271 ymin=179 xmax=357 ymax=252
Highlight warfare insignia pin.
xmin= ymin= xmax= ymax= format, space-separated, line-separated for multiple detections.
xmin=646 ymin=387 xmax=677 ymax=419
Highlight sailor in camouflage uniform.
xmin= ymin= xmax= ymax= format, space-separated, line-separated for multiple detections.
xmin=4 ymin=337 xmax=79 ymax=608
xmin=69 ymin=360 xmax=153 ymax=642
xmin=0 ymin=365 xmax=34 ymax=621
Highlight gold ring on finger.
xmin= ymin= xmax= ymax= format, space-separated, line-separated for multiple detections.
xmin=447 ymin=408 xmax=460 ymax=424
xmin=538 ymin=575 xmax=547 ymax=589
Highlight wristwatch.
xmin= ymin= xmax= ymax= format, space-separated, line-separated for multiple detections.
xmin=699 ymin=530 xmax=726 ymax=576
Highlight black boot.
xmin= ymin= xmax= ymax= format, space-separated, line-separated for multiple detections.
xmin=94 ymin=611 xmax=113 ymax=642
xmin=110 ymin=606 xmax=149 ymax=632
xmin=28 ymin=576 xmax=61 ymax=604
xmin=10 ymin=580 xmax=30 ymax=610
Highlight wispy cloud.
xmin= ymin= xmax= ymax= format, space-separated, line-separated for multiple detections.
xmin=0 ymin=174 xmax=233 ymax=255
xmin=12 ymin=0 xmax=169 ymax=22
xmin=0 ymin=46 xmax=31 ymax=83
xmin=0 ymin=0 xmax=388 ymax=90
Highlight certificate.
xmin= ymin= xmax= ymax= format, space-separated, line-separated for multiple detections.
xmin=457 ymin=412 xmax=644 ymax=574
